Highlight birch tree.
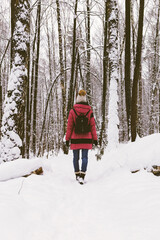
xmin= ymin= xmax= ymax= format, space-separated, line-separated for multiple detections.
xmin=56 ymin=0 xmax=67 ymax=143
xmin=99 ymin=0 xmax=109 ymax=149
xmin=1 ymin=0 xmax=30 ymax=162
xmin=107 ymin=0 xmax=119 ymax=149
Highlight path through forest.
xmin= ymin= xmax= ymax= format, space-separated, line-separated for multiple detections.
xmin=1 ymin=148 xmax=160 ymax=240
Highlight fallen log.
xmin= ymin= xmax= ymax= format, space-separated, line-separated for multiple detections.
xmin=0 ymin=158 xmax=44 ymax=181
xmin=131 ymin=166 xmax=160 ymax=176
xmin=24 ymin=167 xmax=43 ymax=177
xmin=151 ymin=166 xmax=160 ymax=176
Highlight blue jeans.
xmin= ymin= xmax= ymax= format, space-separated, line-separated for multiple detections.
xmin=73 ymin=149 xmax=88 ymax=173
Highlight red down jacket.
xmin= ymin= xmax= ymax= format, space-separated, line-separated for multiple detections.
xmin=66 ymin=103 xmax=97 ymax=150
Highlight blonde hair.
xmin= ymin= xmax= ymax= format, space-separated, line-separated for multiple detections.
xmin=78 ymin=89 xmax=86 ymax=96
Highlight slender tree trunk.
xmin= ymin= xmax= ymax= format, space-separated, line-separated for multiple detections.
xmin=56 ymin=0 xmax=67 ymax=143
xmin=26 ymin=28 xmax=30 ymax=158
xmin=131 ymin=1 xmax=136 ymax=65
xmin=107 ymin=0 xmax=119 ymax=149
xmin=46 ymin=18 xmax=55 ymax=153
xmin=26 ymin=3 xmax=39 ymax=158
xmin=119 ymin=37 xmax=126 ymax=142
xmin=125 ymin=0 xmax=131 ymax=139
xmin=131 ymin=0 xmax=145 ymax=142
xmin=37 ymin=68 xmax=70 ymax=156
xmin=33 ymin=0 xmax=41 ymax=155
xmin=150 ymin=0 xmax=160 ymax=134
xmin=99 ymin=0 xmax=109 ymax=148
xmin=86 ymin=0 xmax=91 ymax=105
xmin=137 ymin=69 xmax=143 ymax=137
xmin=67 ymin=0 xmax=78 ymax=117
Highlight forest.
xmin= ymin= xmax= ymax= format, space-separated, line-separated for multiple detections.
xmin=0 ymin=0 xmax=160 ymax=162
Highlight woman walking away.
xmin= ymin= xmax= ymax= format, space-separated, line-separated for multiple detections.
xmin=66 ymin=90 xmax=97 ymax=184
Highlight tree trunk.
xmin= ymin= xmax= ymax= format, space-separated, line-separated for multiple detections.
xmin=56 ymin=0 xmax=67 ymax=152
xmin=86 ymin=0 xmax=91 ymax=105
xmin=150 ymin=0 xmax=160 ymax=134
xmin=1 ymin=0 xmax=30 ymax=162
xmin=26 ymin=4 xmax=39 ymax=158
xmin=131 ymin=0 xmax=145 ymax=142
xmin=99 ymin=0 xmax=109 ymax=148
xmin=32 ymin=0 xmax=41 ymax=155
xmin=107 ymin=0 xmax=119 ymax=149
xmin=125 ymin=0 xmax=131 ymax=139
xmin=67 ymin=0 xmax=78 ymax=117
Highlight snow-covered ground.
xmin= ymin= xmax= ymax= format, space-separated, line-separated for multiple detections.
xmin=1 ymin=133 xmax=160 ymax=240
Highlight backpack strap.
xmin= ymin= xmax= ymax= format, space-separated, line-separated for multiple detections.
xmin=85 ymin=109 xmax=90 ymax=117
xmin=73 ymin=108 xmax=78 ymax=116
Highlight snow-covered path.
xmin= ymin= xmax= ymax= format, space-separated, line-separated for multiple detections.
xmin=1 ymin=145 xmax=160 ymax=240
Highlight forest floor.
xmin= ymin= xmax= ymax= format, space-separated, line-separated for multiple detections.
xmin=1 ymin=134 xmax=160 ymax=240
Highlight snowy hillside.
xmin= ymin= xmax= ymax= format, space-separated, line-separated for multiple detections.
xmin=0 ymin=133 xmax=160 ymax=240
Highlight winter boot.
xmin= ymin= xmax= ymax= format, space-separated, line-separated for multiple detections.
xmin=79 ymin=172 xmax=86 ymax=185
xmin=75 ymin=172 xmax=81 ymax=181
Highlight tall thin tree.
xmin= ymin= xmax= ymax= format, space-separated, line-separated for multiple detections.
xmin=107 ymin=0 xmax=119 ymax=149
xmin=150 ymin=0 xmax=160 ymax=134
xmin=86 ymin=0 xmax=91 ymax=105
xmin=56 ymin=0 xmax=67 ymax=151
xmin=67 ymin=0 xmax=78 ymax=117
xmin=125 ymin=0 xmax=131 ymax=139
xmin=131 ymin=0 xmax=145 ymax=142
xmin=99 ymin=0 xmax=109 ymax=148
xmin=32 ymin=0 xmax=41 ymax=155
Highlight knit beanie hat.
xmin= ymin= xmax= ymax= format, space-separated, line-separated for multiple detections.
xmin=76 ymin=89 xmax=87 ymax=103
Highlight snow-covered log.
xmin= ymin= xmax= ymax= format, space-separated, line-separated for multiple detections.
xmin=0 ymin=159 xmax=43 ymax=182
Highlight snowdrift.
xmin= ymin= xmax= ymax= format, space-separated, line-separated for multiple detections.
xmin=99 ymin=133 xmax=160 ymax=173
xmin=0 ymin=133 xmax=160 ymax=182
xmin=0 ymin=134 xmax=160 ymax=240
